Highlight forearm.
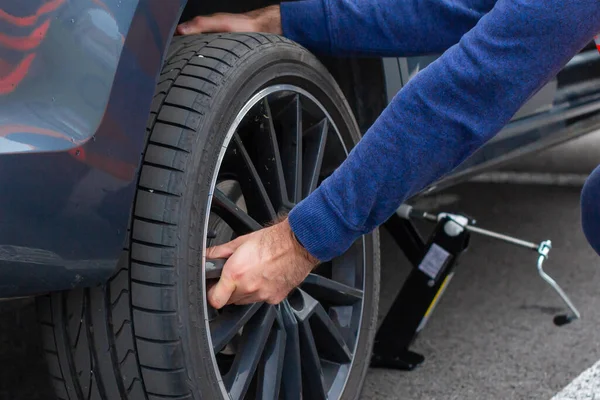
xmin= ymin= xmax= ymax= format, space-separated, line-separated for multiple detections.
xmin=289 ymin=0 xmax=600 ymax=261
xmin=280 ymin=0 xmax=495 ymax=57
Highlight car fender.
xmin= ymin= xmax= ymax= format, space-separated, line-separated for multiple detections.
xmin=0 ymin=0 xmax=187 ymax=297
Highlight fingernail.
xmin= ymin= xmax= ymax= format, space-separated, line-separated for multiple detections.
xmin=177 ymin=24 xmax=189 ymax=34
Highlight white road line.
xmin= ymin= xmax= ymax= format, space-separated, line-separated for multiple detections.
xmin=551 ymin=360 xmax=600 ymax=400
xmin=469 ymin=171 xmax=590 ymax=187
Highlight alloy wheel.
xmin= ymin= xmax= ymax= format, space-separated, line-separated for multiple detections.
xmin=202 ymin=85 xmax=367 ymax=400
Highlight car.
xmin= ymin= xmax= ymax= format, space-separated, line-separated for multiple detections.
xmin=0 ymin=1 xmax=598 ymax=400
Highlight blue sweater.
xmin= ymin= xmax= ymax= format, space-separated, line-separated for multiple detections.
xmin=281 ymin=0 xmax=600 ymax=262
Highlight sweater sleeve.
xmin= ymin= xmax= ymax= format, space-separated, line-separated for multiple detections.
xmin=280 ymin=0 xmax=496 ymax=56
xmin=288 ymin=0 xmax=600 ymax=261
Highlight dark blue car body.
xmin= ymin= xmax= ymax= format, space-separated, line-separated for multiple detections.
xmin=0 ymin=0 xmax=186 ymax=297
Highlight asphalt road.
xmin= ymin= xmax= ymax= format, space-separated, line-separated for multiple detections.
xmin=1 ymin=133 xmax=600 ymax=400
xmin=363 ymin=132 xmax=600 ymax=400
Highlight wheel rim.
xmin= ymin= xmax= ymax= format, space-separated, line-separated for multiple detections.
xmin=202 ymin=85 xmax=366 ymax=400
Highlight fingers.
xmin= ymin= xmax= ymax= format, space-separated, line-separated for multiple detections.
xmin=177 ymin=14 xmax=252 ymax=35
xmin=176 ymin=15 xmax=219 ymax=35
xmin=205 ymin=235 xmax=253 ymax=309
xmin=206 ymin=235 xmax=245 ymax=259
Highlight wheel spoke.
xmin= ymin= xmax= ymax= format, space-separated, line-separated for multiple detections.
xmin=210 ymin=303 xmax=263 ymax=353
xmin=300 ymin=322 xmax=328 ymax=399
xmin=302 ymin=119 xmax=328 ymax=197
xmin=301 ymin=273 xmax=363 ymax=306
xmin=280 ymin=302 xmax=302 ymax=400
xmin=205 ymin=258 xmax=225 ymax=280
xmin=256 ymin=310 xmax=286 ymax=400
xmin=310 ymin=301 xmax=352 ymax=363
xmin=272 ymin=94 xmax=303 ymax=204
xmin=212 ymin=189 xmax=262 ymax=234
xmin=251 ymin=98 xmax=289 ymax=211
xmin=289 ymin=292 xmax=327 ymax=400
xmin=224 ymin=305 xmax=276 ymax=400
xmin=227 ymin=134 xmax=277 ymax=224
xmin=290 ymin=289 xmax=352 ymax=366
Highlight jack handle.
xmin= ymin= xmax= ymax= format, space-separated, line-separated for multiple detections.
xmin=536 ymin=240 xmax=581 ymax=326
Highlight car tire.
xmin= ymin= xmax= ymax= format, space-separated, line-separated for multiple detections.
xmin=36 ymin=33 xmax=380 ymax=400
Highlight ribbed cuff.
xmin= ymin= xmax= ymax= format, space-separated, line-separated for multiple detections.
xmin=280 ymin=0 xmax=332 ymax=54
xmin=288 ymin=186 xmax=361 ymax=262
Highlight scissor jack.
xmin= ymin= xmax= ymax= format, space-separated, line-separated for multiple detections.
xmin=371 ymin=204 xmax=581 ymax=371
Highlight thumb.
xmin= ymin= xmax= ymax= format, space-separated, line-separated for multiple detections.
xmin=208 ymin=274 xmax=236 ymax=309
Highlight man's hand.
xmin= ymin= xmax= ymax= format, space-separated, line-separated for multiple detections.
xmin=176 ymin=5 xmax=282 ymax=36
xmin=206 ymin=218 xmax=319 ymax=309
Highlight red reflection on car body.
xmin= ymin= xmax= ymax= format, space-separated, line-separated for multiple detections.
xmin=0 ymin=0 xmax=65 ymax=27
xmin=0 ymin=0 xmax=67 ymax=94
xmin=0 ymin=19 xmax=51 ymax=51
xmin=0 ymin=54 xmax=35 ymax=94
xmin=68 ymin=146 xmax=136 ymax=181
xmin=0 ymin=123 xmax=84 ymax=144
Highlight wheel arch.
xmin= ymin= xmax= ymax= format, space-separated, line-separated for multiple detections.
xmin=0 ymin=0 xmax=187 ymax=298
